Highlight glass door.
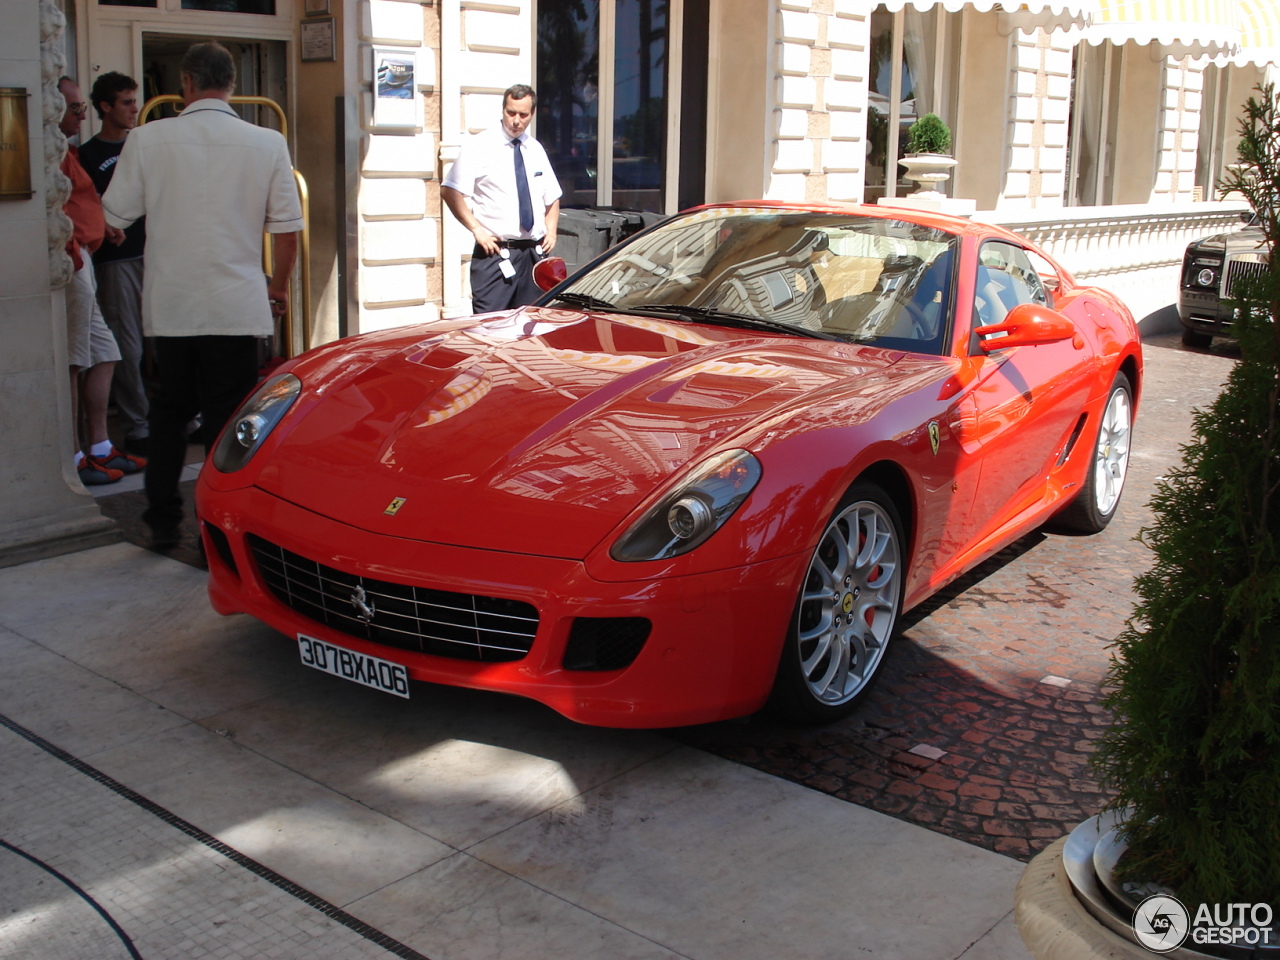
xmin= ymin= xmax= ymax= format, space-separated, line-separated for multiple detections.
xmin=537 ymin=0 xmax=670 ymax=213
xmin=140 ymin=33 xmax=287 ymax=131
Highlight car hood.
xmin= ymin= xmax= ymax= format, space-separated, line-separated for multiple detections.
xmin=1190 ymin=226 xmax=1267 ymax=254
xmin=256 ymin=306 xmax=908 ymax=558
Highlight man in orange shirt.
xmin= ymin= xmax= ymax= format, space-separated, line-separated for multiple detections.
xmin=58 ymin=76 xmax=144 ymax=485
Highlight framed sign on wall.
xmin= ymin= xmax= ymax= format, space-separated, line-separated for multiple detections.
xmin=0 ymin=88 xmax=33 ymax=201
xmin=301 ymin=18 xmax=336 ymax=62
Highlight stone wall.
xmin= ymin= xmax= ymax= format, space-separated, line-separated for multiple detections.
xmin=769 ymin=0 xmax=871 ymax=203
xmin=0 ymin=0 xmax=119 ymax=567
xmin=354 ymin=0 xmax=444 ymax=332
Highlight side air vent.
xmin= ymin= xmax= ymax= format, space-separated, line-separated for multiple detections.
xmin=1056 ymin=413 xmax=1089 ymax=467
xmin=563 ymin=617 xmax=652 ymax=671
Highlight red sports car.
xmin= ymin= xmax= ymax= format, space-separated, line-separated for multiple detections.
xmin=197 ymin=202 xmax=1141 ymax=728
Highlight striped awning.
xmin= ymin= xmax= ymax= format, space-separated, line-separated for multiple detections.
xmin=1230 ymin=0 xmax=1280 ymax=65
xmin=879 ymin=0 xmax=1098 ymax=33
xmin=1082 ymin=0 xmax=1241 ymax=57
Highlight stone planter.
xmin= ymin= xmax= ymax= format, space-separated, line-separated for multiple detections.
xmin=898 ymin=153 xmax=958 ymax=199
xmin=1016 ymin=811 xmax=1280 ymax=960
xmin=877 ymin=153 xmax=974 ymax=217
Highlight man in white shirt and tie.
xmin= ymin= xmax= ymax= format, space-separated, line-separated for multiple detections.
xmin=442 ymin=84 xmax=562 ymax=313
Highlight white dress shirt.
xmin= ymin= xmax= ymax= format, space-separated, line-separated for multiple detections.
xmin=102 ymin=99 xmax=304 ymax=338
xmin=442 ymin=127 xmax=562 ymax=241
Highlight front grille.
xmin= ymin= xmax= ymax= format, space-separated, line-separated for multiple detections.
xmin=563 ymin=617 xmax=651 ymax=671
xmin=1225 ymin=258 xmax=1268 ymax=299
xmin=247 ymin=535 xmax=538 ymax=662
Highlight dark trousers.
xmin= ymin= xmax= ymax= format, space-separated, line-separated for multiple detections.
xmin=470 ymin=244 xmax=542 ymax=313
xmin=144 ymin=335 xmax=259 ymax=525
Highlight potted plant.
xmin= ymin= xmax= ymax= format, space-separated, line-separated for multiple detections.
xmin=899 ymin=113 xmax=956 ymax=198
xmin=1016 ymin=85 xmax=1280 ymax=959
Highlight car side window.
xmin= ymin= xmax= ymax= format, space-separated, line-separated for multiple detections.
xmin=973 ymin=241 xmax=1048 ymax=333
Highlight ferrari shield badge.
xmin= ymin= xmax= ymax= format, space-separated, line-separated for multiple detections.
xmin=928 ymin=421 xmax=941 ymax=456
xmin=384 ymin=497 xmax=407 ymax=516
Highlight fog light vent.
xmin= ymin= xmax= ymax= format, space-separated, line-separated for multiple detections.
xmin=563 ymin=617 xmax=651 ymax=671
xmin=203 ymin=522 xmax=238 ymax=577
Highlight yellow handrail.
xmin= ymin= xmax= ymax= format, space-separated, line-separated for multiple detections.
xmin=136 ymin=94 xmax=311 ymax=357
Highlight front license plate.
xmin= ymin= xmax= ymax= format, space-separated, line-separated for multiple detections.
xmin=298 ymin=634 xmax=410 ymax=699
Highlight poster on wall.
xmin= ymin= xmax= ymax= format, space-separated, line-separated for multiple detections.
xmin=372 ymin=47 xmax=420 ymax=128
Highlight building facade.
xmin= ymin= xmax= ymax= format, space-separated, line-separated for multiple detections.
xmin=1 ymin=0 xmax=1277 ymax=561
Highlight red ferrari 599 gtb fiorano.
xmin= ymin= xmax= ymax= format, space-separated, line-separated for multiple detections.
xmin=197 ymin=202 xmax=1141 ymax=728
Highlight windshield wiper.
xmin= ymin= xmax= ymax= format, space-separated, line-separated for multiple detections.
xmin=551 ymin=291 xmax=619 ymax=312
xmin=638 ymin=303 xmax=845 ymax=342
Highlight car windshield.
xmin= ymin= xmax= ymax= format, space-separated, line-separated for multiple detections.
xmin=548 ymin=207 xmax=959 ymax=355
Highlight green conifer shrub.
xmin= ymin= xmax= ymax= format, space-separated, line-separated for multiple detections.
xmin=1092 ymin=85 xmax=1280 ymax=906
xmin=906 ymin=113 xmax=951 ymax=156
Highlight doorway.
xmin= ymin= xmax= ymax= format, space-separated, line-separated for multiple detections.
xmin=140 ymin=33 xmax=288 ymax=133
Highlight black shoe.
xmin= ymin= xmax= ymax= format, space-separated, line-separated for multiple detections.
xmin=143 ymin=508 xmax=182 ymax=550
xmin=148 ymin=522 xmax=181 ymax=550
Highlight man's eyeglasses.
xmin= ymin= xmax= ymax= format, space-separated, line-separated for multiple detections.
xmin=67 ymin=102 xmax=88 ymax=116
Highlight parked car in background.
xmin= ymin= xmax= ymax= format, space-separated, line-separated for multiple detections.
xmin=1178 ymin=211 xmax=1268 ymax=348
xmin=197 ymin=201 xmax=1142 ymax=728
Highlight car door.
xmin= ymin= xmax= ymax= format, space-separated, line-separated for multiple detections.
xmin=962 ymin=240 xmax=1095 ymax=546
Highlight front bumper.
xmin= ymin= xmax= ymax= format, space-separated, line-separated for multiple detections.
xmin=1177 ymin=288 xmax=1234 ymax=335
xmin=197 ymin=484 xmax=804 ymax=728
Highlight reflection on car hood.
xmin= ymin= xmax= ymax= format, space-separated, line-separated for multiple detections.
xmin=257 ymin=305 xmax=912 ymax=558
xmin=1189 ymin=226 xmax=1267 ymax=254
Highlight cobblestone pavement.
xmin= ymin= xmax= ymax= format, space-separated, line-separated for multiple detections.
xmin=675 ymin=332 xmax=1240 ymax=861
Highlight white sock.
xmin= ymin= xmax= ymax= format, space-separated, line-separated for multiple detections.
xmin=89 ymin=439 xmax=114 ymax=459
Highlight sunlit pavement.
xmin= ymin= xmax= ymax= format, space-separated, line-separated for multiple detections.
xmin=0 ymin=332 xmax=1234 ymax=960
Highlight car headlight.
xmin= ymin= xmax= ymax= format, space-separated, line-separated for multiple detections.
xmin=1196 ymin=267 xmax=1218 ymax=287
xmin=611 ymin=449 xmax=762 ymax=562
xmin=212 ymin=373 xmax=301 ymax=473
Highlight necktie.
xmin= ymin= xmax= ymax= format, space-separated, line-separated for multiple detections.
xmin=512 ymin=138 xmax=535 ymax=234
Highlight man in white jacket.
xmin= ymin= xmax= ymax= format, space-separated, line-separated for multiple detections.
xmin=103 ymin=40 xmax=304 ymax=548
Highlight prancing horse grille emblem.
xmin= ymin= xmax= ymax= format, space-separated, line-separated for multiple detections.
xmin=350 ymin=585 xmax=376 ymax=623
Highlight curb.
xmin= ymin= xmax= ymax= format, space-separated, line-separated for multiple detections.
xmin=1015 ymin=836 xmax=1151 ymax=960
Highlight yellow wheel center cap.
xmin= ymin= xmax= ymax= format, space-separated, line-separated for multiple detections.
xmin=842 ymin=593 xmax=855 ymax=615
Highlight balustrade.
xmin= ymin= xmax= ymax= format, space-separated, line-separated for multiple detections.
xmin=976 ymin=202 xmax=1251 ymax=323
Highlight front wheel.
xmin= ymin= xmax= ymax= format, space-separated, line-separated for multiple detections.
xmin=768 ymin=482 xmax=904 ymax=723
xmin=1054 ymin=372 xmax=1133 ymax=533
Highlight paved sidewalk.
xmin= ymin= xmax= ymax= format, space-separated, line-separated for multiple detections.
xmin=0 ymin=543 xmax=1030 ymax=960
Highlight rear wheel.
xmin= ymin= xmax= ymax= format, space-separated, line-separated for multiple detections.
xmin=1181 ymin=327 xmax=1212 ymax=349
xmin=768 ymin=482 xmax=904 ymax=723
xmin=1054 ymin=372 xmax=1133 ymax=533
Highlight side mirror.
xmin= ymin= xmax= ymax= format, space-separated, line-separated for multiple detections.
xmin=533 ymin=257 xmax=568 ymax=292
xmin=974 ymin=302 xmax=1079 ymax=352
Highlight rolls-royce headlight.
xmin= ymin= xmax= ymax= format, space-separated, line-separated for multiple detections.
xmin=611 ymin=450 xmax=762 ymax=562
xmin=1196 ymin=267 xmax=1218 ymax=287
xmin=212 ymin=373 xmax=301 ymax=473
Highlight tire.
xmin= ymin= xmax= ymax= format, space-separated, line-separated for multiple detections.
xmin=1181 ymin=327 xmax=1212 ymax=349
xmin=1054 ymin=372 xmax=1133 ymax=534
xmin=768 ymin=482 xmax=905 ymax=723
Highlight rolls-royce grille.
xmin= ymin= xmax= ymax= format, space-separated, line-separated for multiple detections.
xmin=247 ymin=535 xmax=538 ymax=662
xmin=1225 ymin=259 xmax=1268 ymax=299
